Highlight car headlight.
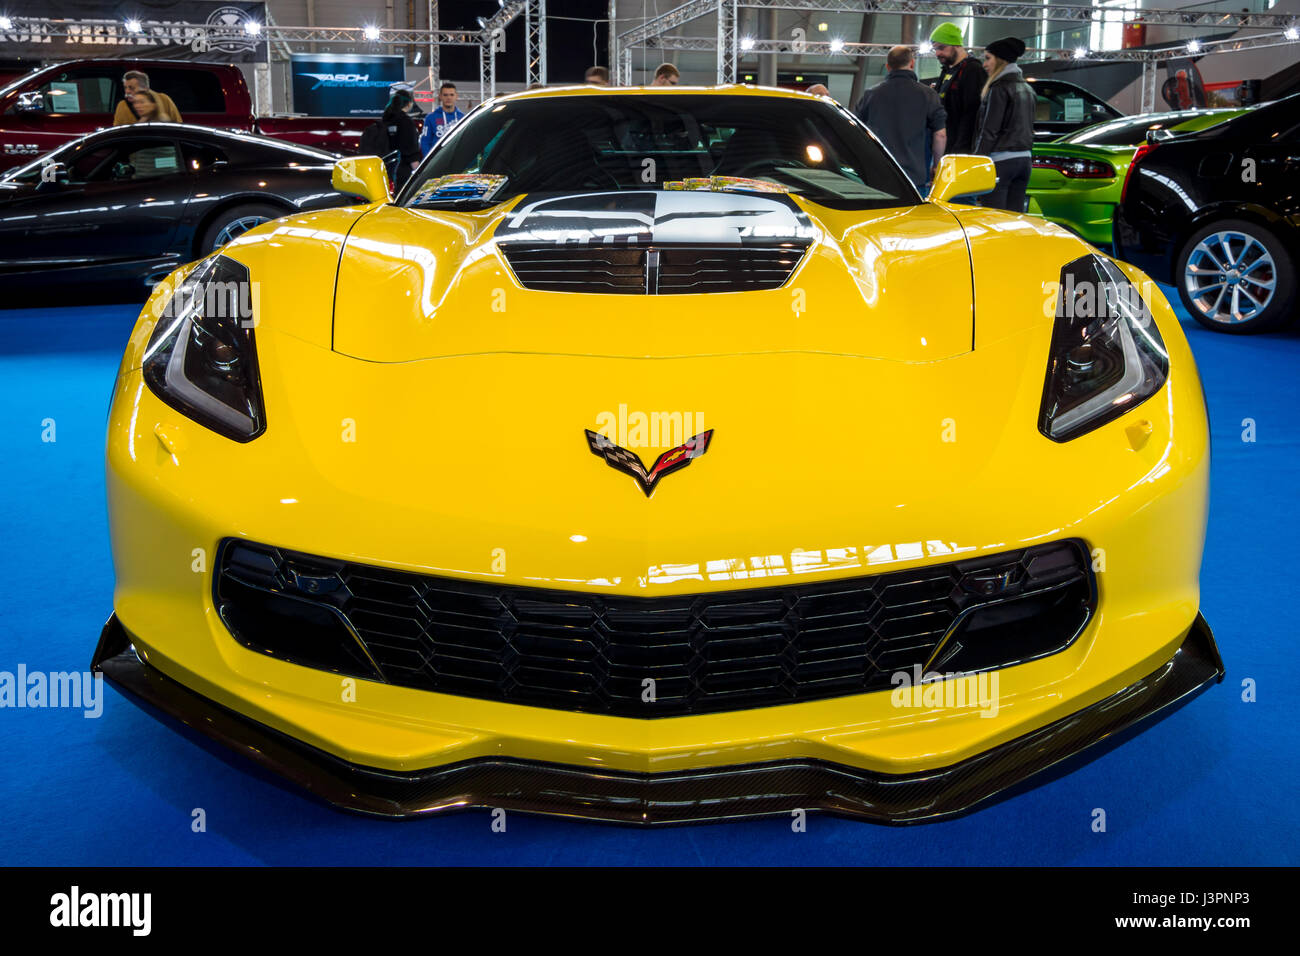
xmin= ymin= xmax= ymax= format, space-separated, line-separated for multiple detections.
xmin=1039 ymin=255 xmax=1168 ymax=442
xmin=142 ymin=255 xmax=266 ymax=442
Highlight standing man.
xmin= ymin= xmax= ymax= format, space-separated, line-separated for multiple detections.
xmin=855 ymin=46 xmax=946 ymax=192
xmin=585 ymin=66 xmax=610 ymax=86
xmin=419 ymin=82 xmax=465 ymax=154
xmin=113 ymin=71 xmax=182 ymax=126
xmin=651 ymin=63 xmax=680 ymax=86
xmin=929 ymin=22 xmax=982 ymax=155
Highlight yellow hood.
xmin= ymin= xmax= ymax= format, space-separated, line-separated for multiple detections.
xmin=328 ymin=193 xmax=975 ymax=363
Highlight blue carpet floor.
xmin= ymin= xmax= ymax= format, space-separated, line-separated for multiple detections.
xmin=0 ymin=292 xmax=1295 ymax=866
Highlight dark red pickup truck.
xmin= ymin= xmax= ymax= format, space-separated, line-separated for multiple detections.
xmin=0 ymin=59 xmax=371 ymax=171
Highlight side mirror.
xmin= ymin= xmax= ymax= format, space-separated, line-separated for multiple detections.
xmin=927 ymin=154 xmax=997 ymax=203
xmin=16 ymin=91 xmax=45 ymax=114
xmin=331 ymin=156 xmax=391 ymax=204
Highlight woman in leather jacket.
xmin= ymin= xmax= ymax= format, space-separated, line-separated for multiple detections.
xmin=973 ymin=37 xmax=1037 ymax=212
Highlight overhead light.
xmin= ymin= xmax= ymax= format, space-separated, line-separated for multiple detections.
xmin=740 ymin=36 xmax=754 ymax=51
xmin=363 ymin=24 xmax=381 ymax=41
xmin=1285 ymin=26 xmax=1299 ymax=41
xmin=414 ymin=49 xmax=422 ymax=64
xmin=1187 ymin=39 xmax=1202 ymax=53
xmin=817 ymin=22 xmax=828 ymax=32
xmin=829 ymin=38 xmax=845 ymax=53
xmin=476 ymin=16 xmax=488 ymax=29
xmin=1073 ymin=46 xmax=1088 ymax=59
xmin=0 ymin=16 xmax=13 ymax=30
xmin=125 ymin=19 xmax=142 ymax=34
xmin=918 ymin=41 xmax=934 ymax=55
xmin=243 ymin=20 xmax=261 ymax=36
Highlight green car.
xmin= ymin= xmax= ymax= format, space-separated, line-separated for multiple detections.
xmin=1027 ymin=109 xmax=1246 ymax=246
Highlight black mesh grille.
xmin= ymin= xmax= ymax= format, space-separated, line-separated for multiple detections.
xmin=216 ymin=540 xmax=1094 ymax=718
xmin=498 ymin=245 xmax=645 ymax=293
xmin=498 ymin=243 xmax=807 ymax=294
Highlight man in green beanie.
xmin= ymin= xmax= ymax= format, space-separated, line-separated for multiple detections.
xmin=930 ymin=22 xmax=983 ymax=155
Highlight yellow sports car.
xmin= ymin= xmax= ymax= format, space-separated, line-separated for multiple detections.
xmin=94 ymin=86 xmax=1222 ymax=825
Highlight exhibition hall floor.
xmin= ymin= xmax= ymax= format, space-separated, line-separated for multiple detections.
xmin=1 ymin=292 xmax=1295 ymax=866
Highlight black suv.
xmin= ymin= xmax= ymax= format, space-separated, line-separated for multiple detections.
xmin=1113 ymin=93 xmax=1299 ymax=333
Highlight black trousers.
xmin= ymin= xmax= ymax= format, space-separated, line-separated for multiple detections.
xmin=983 ymin=156 xmax=1031 ymax=213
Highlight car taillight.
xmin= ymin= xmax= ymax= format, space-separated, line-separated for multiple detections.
xmin=1032 ymin=156 xmax=1116 ymax=179
xmin=1121 ymin=142 xmax=1156 ymax=203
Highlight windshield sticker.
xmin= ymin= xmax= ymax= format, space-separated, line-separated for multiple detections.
xmin=664 ymin=175 xmax=789 ymax=194
xmin=410 ymin=173 xmax=509 ymax=204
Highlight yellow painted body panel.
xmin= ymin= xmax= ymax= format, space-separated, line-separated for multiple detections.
xmin=107 ymin=97 xmax=1209 ymax=778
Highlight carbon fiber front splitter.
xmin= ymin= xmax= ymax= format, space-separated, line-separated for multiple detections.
xmin=91 ymin=613 xmax=1223 ymax=826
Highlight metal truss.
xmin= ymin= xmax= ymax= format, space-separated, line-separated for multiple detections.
xmin=0 ymin=16 xmax=487 ymax=45
xmin=734 ymin=0 xmax=1297 ymax=30
xmin=614 ymin=0 xmax=1298 ymax=85
xmin=480 ymin=38 xmax=497 ymax=105
xmin=619 ymin=0 xmax=1297 ymax=45
xmin=716 ymin=0 xmax=738 ymax=84
xmin=427 ymin=1 xmax=440 ymax=91
xmin=658 ymin=28 xmax=1300 ymax=63
xmin=620 ymin=0 xmax=719 ymax=49
xmin=2 ymin=4 xmax=543 ymax=101
xmin=527 ymin=0 xmax=549 ymax=86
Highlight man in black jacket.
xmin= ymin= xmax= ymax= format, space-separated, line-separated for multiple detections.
xmin=855 ymin=46 xmax=947 ymax=191
xmin=974 ymin=36 xmax=1037 ymax=212
xmin=930 ymin=22 xmax=982 ymax=155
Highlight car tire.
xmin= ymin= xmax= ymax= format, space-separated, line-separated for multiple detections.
xmin=200 ymin=203 xmax=287 ymax=255
xmin=1176 ymin=218 xmax=1297 ymax=333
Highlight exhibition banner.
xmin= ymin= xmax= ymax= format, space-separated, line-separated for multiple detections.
xmin=0 ymin=1 xmax=268 ymax=63
xmin=290 ymin=53 xmax=406 ymax=117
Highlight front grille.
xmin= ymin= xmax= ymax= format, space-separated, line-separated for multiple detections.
xmin=216 ymin=540 xmax=1094 ymax=718
xmin=498 ymin=242 xmax=807 ymax=295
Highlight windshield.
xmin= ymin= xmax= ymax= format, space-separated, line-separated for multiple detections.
xmin=1061 ymin=110 xmax=1239 ymax=147
xmin=399 ymin=93 xmax=919 ymax=211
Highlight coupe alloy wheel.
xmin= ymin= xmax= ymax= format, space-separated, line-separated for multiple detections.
xmin=1183 ymin=230 xmax=1276 ymax=325
xmin=212 ymin=215 xmax=270 ymax=249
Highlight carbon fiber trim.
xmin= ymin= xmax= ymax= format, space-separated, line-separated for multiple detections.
xmin=91 ymin=613 xmax=1223 ymax=826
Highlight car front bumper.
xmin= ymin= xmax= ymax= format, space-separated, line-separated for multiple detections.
xmin=93 ymin=611 xmax=1222 ymax=825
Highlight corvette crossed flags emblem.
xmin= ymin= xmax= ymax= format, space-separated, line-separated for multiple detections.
xmin=585 ymin=429 xmax=714 ymax=497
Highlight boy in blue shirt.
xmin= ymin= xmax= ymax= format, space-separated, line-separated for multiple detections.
xmin=419 ymin=82 xmax=466 ymax=154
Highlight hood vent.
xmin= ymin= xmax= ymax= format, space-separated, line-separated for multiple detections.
xmin=499 ymin=242 xmax=809 ymax=295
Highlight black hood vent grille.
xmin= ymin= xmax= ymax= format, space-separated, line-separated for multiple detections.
xmin=499 ymin=242 xmax=809 ymax=295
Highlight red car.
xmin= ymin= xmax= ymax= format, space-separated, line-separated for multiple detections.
xmin=0 ymin=58 xmax=371 ymax=171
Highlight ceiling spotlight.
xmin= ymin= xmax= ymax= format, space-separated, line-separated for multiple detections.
xmin=918 ymin=41 xmax=934 ymax=55
xmin=1187 ymin=39 xmax=1202 ymax=53
xmin=817 ymin=22 xmax=828 ymax=32
xmin=244 ymin=20 xmax=261 ymax=36
xmin=829 ymin=37 xmax=845 ymax=53
xmin=363 ymin=25 xmax=381 ymax=41
xmin=125 ymin=19 xmax=142 ymax=34
xmin=0 ymin=16 xmax=13 ymax=30
xmin=1073 ymin=46 xmax=1088 ymax=59
xmin=414 ymin=49 xmax=423 ymax=64
xmin=740 ymin=36 xmax=754 ymax=51
xmin=1286 ymin=26 xmax=1300 ymax=41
